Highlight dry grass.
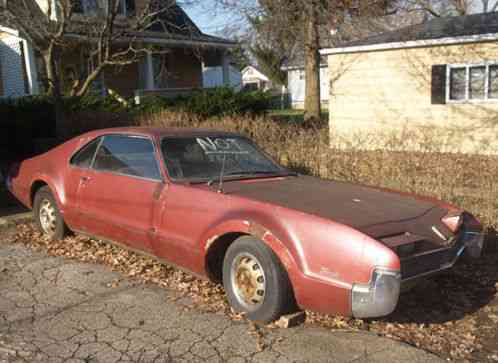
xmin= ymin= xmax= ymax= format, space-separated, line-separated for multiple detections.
xmin=136 ymin=110 xmax=498 ymax=229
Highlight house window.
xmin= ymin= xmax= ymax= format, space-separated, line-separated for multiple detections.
xmin=74 ymin=0 xmax=134 ymax=15
xmin=447 ymin=62 xmax=498 ymax=102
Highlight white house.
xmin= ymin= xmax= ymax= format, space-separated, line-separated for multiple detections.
xmin=0 ymin=27 xmax=40 ymax=98
xmin=285 ymin=64 xmax=329 ymax=109
xmin=241 ymin=66 xmax=273 ymax=91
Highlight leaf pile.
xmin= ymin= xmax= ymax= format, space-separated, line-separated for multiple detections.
xmin=3 ymin=223 xmax=498 ymax=362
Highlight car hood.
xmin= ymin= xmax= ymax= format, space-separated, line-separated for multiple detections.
xmin=223 ymin=175 xmax=445 ymax=237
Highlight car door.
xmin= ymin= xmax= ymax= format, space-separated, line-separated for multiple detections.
xmin=63 ymin=136 xmax=103 ymax=229
xmin=77 ymin=134 xmax=165 ymax=253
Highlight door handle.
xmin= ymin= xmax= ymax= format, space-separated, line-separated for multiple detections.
xmin=80 ymin=176 xmax=91 ymax=182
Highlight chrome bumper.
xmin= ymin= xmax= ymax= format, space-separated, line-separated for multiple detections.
xmin=351 ymin=268 xmax=401 ymax=318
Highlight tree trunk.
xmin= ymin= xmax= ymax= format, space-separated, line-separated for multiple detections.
xmin=303 ymin=1 xmax=321 ymax=124
xmin=44 ymin=49 xmax=66 ymax=141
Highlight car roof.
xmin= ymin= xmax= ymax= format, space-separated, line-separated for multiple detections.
xmin=85 ymin=127 xmax=242 ymax=139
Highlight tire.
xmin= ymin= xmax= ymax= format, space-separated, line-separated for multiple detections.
xmin=33 ymin=186 xmax=69 ymax=241
xmin=223 ymin=236 xmax=296 ymax=323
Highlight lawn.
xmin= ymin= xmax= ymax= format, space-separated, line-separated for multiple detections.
xmin=268 ymin=109 xmax=329 ymax=123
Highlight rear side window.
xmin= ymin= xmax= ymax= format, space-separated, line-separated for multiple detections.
xmin=93 ymin=135 xmax=161 ymax=180
xmin=70 ymin=137 xmax=101 ymax=168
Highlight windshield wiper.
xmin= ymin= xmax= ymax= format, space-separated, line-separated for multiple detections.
xmin=207 ymin=171 xmax=295 ymax=187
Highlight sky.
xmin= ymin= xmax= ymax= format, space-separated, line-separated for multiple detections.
xmin=183 ymin=0 xmax=248 ymax=36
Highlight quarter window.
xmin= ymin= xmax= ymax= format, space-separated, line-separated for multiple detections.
xmin=94 ymin=135 xmax=161 ymax=180
xmin=70 ymin=137 xmax=101 ymax=169
xmin=448 ymin=63 xmax=498 ymax=102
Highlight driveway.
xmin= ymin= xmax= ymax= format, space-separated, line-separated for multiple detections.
xmin=0 ymin=229 xmax=442 ymax=363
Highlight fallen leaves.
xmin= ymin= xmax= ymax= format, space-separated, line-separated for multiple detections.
xmin=2 ymin=223 xmax=497 ymax=362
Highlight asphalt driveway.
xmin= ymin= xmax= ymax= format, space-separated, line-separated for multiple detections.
xmin=0 ymin=228 xmax=443 ymax=363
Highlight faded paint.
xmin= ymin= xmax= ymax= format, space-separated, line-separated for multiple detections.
xmin=7 ymin=127 xmax=483 ymax=318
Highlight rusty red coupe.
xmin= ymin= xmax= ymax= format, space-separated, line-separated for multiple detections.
xmin=7 ymin=127 xmax=484 ymax=322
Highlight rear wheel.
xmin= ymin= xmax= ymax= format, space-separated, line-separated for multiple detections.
xmin=223 ymin=236 xmax=296 ymax=323
xmin=33 ymin=186 xmax=69 ymax=241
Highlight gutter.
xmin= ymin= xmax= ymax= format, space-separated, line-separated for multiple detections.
xmin=65 ymin=33 xmax=237 ymax=49
xmin=320 ymin=32 xmax=498 ymax=55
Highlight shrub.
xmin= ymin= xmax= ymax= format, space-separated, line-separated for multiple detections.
xmin=139 ymin=87 xmax=271 ymax=118
xmin=139 ymin=110 xmax=498 ymax=230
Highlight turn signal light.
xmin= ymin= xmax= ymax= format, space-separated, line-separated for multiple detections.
xmin=441 ymin=214 xmax=462 ymax=233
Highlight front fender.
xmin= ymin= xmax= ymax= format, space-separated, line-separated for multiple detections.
xmin=200 ymin=214 xmax=300 ymax=276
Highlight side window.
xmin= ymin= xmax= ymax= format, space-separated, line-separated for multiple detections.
xmin=93 ymin=135 xmax=162 ymax=180
xmin=70 ymin=137 xmax=101 ymax=169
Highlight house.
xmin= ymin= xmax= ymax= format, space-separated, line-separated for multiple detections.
xmin=321 ymin=12 xmax=498 ymax=154
xmin=283 ymin=59 xmax=330 ymax=109
xmin=241 ymin=66 xmax=273 ymax=91
xmin=203 ymin=64 xmax=242 ymax=90
xmin=0 ymin=0 xmax=237 ymax=101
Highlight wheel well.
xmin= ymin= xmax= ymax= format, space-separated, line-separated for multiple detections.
xmin=205 ymin=232 xmax=248 ymax=282
xmin=30 ymin=180 xmax=48 ymax=206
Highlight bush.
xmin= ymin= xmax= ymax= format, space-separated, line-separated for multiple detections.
xmin=139 ymin=87 xmax=271 ymax=118
xmin=138 ymin=110 xmax=498 ymax=230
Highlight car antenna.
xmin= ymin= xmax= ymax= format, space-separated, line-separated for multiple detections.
xmin=217 ymin=153 xmax=227 ymax=193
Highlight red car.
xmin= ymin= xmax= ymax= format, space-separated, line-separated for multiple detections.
xmin=6 ymin=127 xmax=484 ymax=322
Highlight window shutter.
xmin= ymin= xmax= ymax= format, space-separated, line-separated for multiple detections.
xmin=431 ymin=64 xmax=447 ymax=104
xmin=126 ymin=0 xmax=136 ymax=15
xmin=72 ymin=0 xmax=84 ymax=13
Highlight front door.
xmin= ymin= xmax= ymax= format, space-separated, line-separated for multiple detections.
xmin=77 ymin=134 xmax=164 ymax=252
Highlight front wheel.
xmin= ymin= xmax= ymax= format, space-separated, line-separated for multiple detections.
xmin=33 ymin=186 xmax=69 ymax=241
xmin=223 ymin=236 xmax=296 ymax=323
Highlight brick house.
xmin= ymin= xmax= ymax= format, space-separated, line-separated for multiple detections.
xmin=0 ymin=0 xmax=236 ymax=100
xmin=321 ymin=12 xmax=498 ymax=154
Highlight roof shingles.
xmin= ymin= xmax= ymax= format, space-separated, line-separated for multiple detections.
xmin=338 ymin=12 xmax=498 ymax=48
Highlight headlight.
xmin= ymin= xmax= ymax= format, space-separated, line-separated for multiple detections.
xmin=352 ymin=268 xmax=401 ymax=318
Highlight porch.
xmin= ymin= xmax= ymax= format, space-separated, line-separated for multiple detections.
xmin=102 ymin=46 xmax=233 ymax=104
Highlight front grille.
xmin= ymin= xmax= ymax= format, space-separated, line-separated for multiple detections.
xmin=400 ymin=237 xmax=464 ymax=280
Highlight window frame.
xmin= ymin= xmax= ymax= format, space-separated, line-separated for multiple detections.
xmin=69 ymin=136 xmax=104 ymax=170
xmin=89 ymin=134 xmax=164 ymax=183
xmin=446 ymin=61 xmax=498 ymax=104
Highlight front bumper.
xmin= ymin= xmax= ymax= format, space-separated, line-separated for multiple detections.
xmin=400 ymin=229 xmax=484 ymax=282
xmin=350 ymin=228 xmax=484 ymax=319
xmin=351 ymin=268 xmax=401 ymax=318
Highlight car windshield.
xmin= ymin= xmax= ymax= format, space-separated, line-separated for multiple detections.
xmin=161 ymin=136 xmax=288 ymax=181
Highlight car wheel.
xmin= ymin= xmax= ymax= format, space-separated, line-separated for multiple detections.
xmin=33 ymin=186 xmax=69 ymax=241
xmin=223 ymin=236 xmax=296 ymax=323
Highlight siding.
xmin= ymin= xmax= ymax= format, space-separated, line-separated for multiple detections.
xmin=328 ymin=41 xmax=498 ymax=154
xmin=0 ymin=35 xmax=27 ymax=97
xmin=288 ymin=66 xmax=329 ymax=109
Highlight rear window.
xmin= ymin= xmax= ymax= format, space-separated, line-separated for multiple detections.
xmin=70 ymin=137 xmax=101 ymax=169
xmin=93 ymin=135 xmax=162 ymax=180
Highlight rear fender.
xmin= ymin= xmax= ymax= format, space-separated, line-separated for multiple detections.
xmin=29 ymin=174 xmax=65 ymax=212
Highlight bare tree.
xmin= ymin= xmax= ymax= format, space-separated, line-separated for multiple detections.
xmin=0 ymin=0 xmax=181 ymax=137
xmin=215 ymin=0 xmax=395 ymax=123
xmin=396 ymin=0 xmax=498 ymax=16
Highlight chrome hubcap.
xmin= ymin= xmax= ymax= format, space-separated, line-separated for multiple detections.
xmin=39 ymin=199 xmax=57 ymax=236
xmin=230 ymin=252 xmax=266 ymax=310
